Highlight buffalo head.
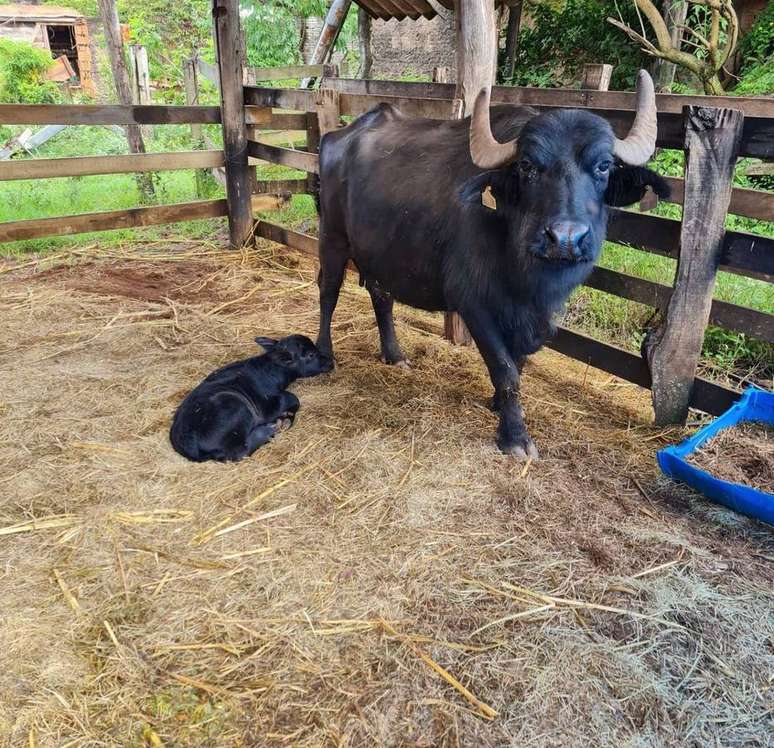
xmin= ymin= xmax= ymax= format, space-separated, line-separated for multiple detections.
xmin=463 ymin=70 xmax=663 ymax=265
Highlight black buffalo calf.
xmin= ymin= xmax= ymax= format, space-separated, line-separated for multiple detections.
xmin=170 ymin=335 xmax=332 ymax=462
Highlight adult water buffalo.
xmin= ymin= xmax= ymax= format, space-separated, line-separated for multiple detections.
xmin=315 ymin=70 xmax=668 ymax=458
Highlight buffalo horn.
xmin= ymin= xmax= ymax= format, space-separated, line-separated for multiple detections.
xmin=469 ymin=87 xmax=519 ymax=170
xmin=613 ymin=70 xmax=658 ymax=165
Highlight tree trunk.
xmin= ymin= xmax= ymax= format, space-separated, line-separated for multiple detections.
xmin=654 ymin=0 xmax=687 ymax=92
xmin=501 ymin=0 xmax=522 ymax=83
xmin=357 ymin=7 xmax=372 ymax=79
xmin=97 ymin=0 xmax=154 ymax=200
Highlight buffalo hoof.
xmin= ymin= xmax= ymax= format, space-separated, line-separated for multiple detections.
xmin=381 ymin=355 xmax=412 ymax=369
xmin=498 ymin=434 xmax=539 ymax=461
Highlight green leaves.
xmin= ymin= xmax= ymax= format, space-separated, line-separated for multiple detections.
xmin=0 ymin=40 xmax=62 ymax=104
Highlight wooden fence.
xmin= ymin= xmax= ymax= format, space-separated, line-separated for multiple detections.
xmin=1 ymin=50 xmax=772 ymax=426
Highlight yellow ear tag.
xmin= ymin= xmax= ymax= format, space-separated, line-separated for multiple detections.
xmin=482 ymin=186 xmax=497 ymax=210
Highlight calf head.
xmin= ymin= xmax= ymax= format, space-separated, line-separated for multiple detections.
xmin=465 ymin=70 xmax=664 ymax=266
xmin=256 ymin=334 xmax=334 ymax=376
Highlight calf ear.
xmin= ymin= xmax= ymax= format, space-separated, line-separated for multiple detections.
xmin=255 ymin=336 xmax=277 ymax=351
xmin=605 ymin=166 xmax=671 ymax=207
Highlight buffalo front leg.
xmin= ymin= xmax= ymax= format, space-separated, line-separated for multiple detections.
xmin=462 ymin=308 xmax=539 ymax=460
xmin=316 ymin=234 xmax=348 ymax=361
xmin=368 ymin=285 xmax=409 ymax=366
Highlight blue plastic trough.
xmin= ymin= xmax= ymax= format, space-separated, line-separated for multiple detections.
xmin=657 ymin=387 xmax=774 ymax=526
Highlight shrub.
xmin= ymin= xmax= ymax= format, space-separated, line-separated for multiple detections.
xmin=503 ymin=0 xmax=648 ymax=90
xmin=0 ymin=39 xmax=60 ymax=104
xmin=738 ymin=1 xmax=774 ymax=73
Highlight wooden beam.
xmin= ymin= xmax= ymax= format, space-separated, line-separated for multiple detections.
xmin=300 ymin=0 xmax=352 ymax=87
xmin=586 ymin=267 xmax=774 ymax=343
xmin=243 ymin=64 xmax=329 ymax=83
xmin=213 ymin=0 xmax=253 ymax=249
xmin=245 ymin=110 xmax=308 ymax=131
xmin=322 ymin=77 xmax=774 ymax=118
xmin=0 ymin=199 xmax=229 ymax=242
xmin=546 ymin=327 xmax=739 ymax=416
xmin=254 ymin=178 xmax=308 ymax=195
xmin=315 ymin=88 xmax=341 ymax=136
xmin=247 ymin=141 xmax=319 ymax=174
xmin=582 ymin=63 xmax=613 ymax=91
xmin=659 ymin=176 xmax=774 ymax=222
xmin=244 ymin=87 xmax=316 ymax=112
xmin=0 ymin=104 xmax=221 ymax=125
xmin=255 ymin=220 xmax=319 ymax=256
xmin=0 ymin=150 xmax=225 ymax=181
xmin=196 ymin=57 xmax=220 ymax=87
xmin=647 ymin=106 xmax=744 ymax=426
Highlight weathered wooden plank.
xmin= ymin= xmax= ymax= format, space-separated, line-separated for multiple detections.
xmin=325 ymin=79 xmax=772 ymax=157
xmin=338 ymin=92 xmax=456 ymax=120
xmin=244 ymin=87 xmax=316 ymax=112
xmin=255 ymin=220 xmax=319 ymax=256
xmin=243 ymin=63 xmax=327 ymax=83
xmin=546 ymin=327 xmax=739 ymax=416
xmin=253 ymin=178 xmax=308 ymax=195
xmin=247 ymin=141 xmax=319 ymax=174
xmin=582 ymin=63 xmax=613 ymax=91
xmin=586 ymin=266 xmax=774 ymax=343
xmin=0 ymin=150 xmax=226 ymax=181
xmin=325 ymin=77 xmax=774 ymax=117
xmin=315 ymin=89 xmax=341 ymax=136
xmin=607 ymin=209 xmax=774 ymax=282
xmin=660 ymin=176 xmax=774 ymax=222
xmin=0 ymin=104 xmax=222 ymax=125
xmin=244 ymin=109 xmax=307 ymax=130
xmin=0 ymin=199 xmax=229 ymax=242
xmin=647 ymin=106 xmax=745 ymax=426
xmin=214 ymin=0 xmax=253 ymax=249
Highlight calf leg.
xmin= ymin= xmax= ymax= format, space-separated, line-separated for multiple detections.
xmin=243 ymin=423 xmax=277 ymax=456
xmin=316 ymin=233 xmax=349 ymax=360
xmin=462 ymin=307 xmax=538 ymax=460
xmin=368 ymin=285 xmax=408 ymax=366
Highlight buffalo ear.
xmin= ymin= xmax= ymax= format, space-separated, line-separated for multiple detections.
xmin=459 ymin=171 xmax=511 ymax=207
xmin=459 ymin=172 xmax=492 ymax=205
xmin=605 ymin=165 xmax=670 ymax=207
xmin=255 ymin=336 xmax=277 ymax=351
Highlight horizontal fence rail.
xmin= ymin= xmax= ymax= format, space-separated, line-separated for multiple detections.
xmin=659 ymin=176 xmax=774 ymax=222
xmin=0 ymin=195 xmax=285 ymax=243
xmin=0 ymin=104 xmax=222 ymax=126
xmin=245 ymin=82 xmax=774 ymax=159
xmin=0 ymin=150 xmax=226 ymax=181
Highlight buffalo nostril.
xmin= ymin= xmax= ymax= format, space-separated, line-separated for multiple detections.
xmin=546 ymin=222 xmax=591 ymax=254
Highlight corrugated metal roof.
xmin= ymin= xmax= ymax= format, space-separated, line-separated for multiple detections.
xmin=355 ymin=0 xmax=514 ymax=22
xmin=0 ymin=4 xmax=85 ymax=22
xmin=354 ymin=0 xmax=453 ymax=21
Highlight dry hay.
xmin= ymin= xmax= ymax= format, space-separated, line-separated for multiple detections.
xmin=0 ymin=239 xmax=772 ymax=748
xmin=687 ymin=422 xmax=774 ymax=494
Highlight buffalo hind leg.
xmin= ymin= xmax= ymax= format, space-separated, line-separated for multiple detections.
xmin=368 ymin=285 xmax=409 ymax=366
xmin=462 ymin=308 xmax=538 ymax=460
xmin=316 ymin=235 xmax=348 ymax=360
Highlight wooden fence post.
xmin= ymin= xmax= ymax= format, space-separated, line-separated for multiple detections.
xmin=581 ymin=63 xmax=613 ymax=91
xmin=437 ymin=62 xmax=473 ymax=345
xmin=646 ymin=106 xmax=744 ymax=425
xmin=183 ymin=57 xmax=209 ymax=198
xmin=213 ymin=0 xmax=253 ymax=249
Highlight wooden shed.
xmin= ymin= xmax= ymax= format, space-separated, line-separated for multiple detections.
xmin=0 ymin=4 xmax=96 ymax=96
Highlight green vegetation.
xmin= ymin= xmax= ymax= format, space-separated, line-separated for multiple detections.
xmin=0 ymin=39 xmax=61 ymax=105
xmin=502 ymin=0 xmax=647 ymax=89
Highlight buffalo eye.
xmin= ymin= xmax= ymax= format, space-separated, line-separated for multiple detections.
xmin=594 ymin=160 xmax=612 ymax=178
xmin=518 ymin=158 xmax=535 ymax=176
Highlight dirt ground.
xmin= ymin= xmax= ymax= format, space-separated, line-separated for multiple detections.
xmin=1 ymin=240 xmax=772 ymax=747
